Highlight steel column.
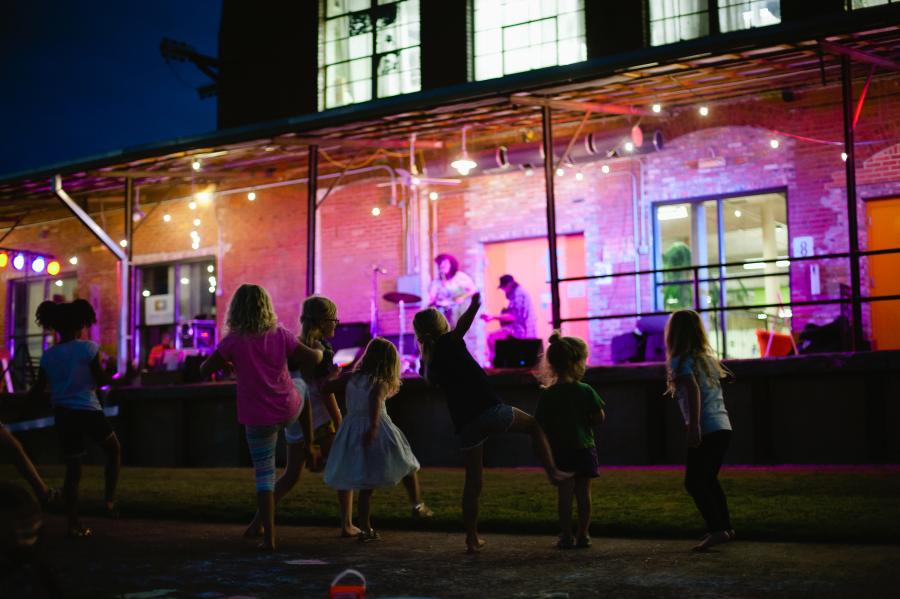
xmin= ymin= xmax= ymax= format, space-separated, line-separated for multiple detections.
xmin=841 ymin=56 xmax=865 ymax=350
xmin=306 ymin=145 xmax=319 ymax=296
xmin=541 ymin=105 xmax=562 ymax=330
xmin=121 ymin=178 xmax=134 ymax=373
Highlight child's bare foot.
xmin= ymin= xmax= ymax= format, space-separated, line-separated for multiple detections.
xmin=244 ymin=521 xmax=264 ymax=538
xmin=341 ymin=525 xmax=362 ymax=538
xmin=548 ymin=469 xmax=575 ymax=486
xmin=692 ymin=530 xmax=731 ymax=551
xmin=466 ymin=537 xmax=487 ymax=554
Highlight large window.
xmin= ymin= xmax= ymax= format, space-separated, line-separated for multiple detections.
xmin=318 ymin=0 xmax=421 ymax=111
xmin=852 ymin=0 xmax=895 ymax=7
xmin=471 ymin=0 xmax=586 ymax=81
xmin=654 ymin=192 xmax=790 ymax=358
xmin=649 ymin=0 xmax=781 ymax=46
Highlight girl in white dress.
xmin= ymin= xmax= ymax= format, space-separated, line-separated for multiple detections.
xmin=324 ymin=337 xmax=432 ymax=541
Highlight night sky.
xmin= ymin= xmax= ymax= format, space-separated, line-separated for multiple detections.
xmin=0 ymin=1 xmax=221 ymax=178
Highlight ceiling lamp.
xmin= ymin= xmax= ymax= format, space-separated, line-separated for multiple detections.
xmin=450 ymin=126 xmax=477 ymax=176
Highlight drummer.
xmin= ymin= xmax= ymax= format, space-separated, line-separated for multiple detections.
xmin=427 ymin=253 xmax=477 ymax=327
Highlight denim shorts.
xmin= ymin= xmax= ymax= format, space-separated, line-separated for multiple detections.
xmin=458 ymin=403 xmax=515 ymax=450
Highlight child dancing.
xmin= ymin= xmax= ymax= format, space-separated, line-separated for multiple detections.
xmin=535 ymin=332 xmax=605 ymax=549
xmin=30 ymin=299 xmax=120 ymax=537
xmin=324 ymin=338 xmax=430 ymax=542
xmin=414 ymin=293 xmax=571 ymax=553
xmin=665 ymin=309 xmax=734 ymax=551
xmin=200 ymin=284 xmax=323 ymax=551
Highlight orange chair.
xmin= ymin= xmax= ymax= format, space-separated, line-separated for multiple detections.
xmin=756 ymin=329 xmax=795 ymax=357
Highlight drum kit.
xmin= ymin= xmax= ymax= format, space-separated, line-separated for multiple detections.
xmin=370 ymin=265 xmax=421 ymax=373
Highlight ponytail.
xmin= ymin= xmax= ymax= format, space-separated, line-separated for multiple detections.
xmin=35 ymin=300 xmax=60 ymax=331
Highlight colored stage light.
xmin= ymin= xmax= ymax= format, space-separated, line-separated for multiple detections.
xmin=0 ymin=253 xmax=7 ymax=268
xmin=31 ymin=256 xmax=45 ymax=273
xmin=47 ymin=260 xmax=61 ymax=276
xmin=12 ymin=254 xmax=25 ymax=270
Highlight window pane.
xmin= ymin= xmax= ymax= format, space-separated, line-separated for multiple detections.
xmin=719 ymin=0 xmax=781 ymax=33
xmin=648 ymin=0 xmax=709 ymax=45
xmin=475 ymin=53 xmax=503 ymax=80
xmin=852 ymin=0 xmax=891 ymax=6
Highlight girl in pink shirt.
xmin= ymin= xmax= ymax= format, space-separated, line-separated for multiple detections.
xmin=200 ymin=284 xmax=324 ymax=551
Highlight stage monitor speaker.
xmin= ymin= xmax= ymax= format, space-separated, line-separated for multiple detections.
xmin=493 ymin=338 xmax=542 ymax=369
xmin=332 ymin=322 xmax=371 ymax=352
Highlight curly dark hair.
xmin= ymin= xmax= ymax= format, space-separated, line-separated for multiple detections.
xmin=434 ymin=253 xmax=459 ymax=278
xmin=35 ymin=299 xmax=97 ymax=337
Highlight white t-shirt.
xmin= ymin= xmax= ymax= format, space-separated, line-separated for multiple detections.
xmin=39 ymin=340 xmax=102 ymax=411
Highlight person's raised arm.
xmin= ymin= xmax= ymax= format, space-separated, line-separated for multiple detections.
xmin=362 ymin=382 xmax=386 ymax=448
xmin=452 ymin=292 xmax=481 ymax=339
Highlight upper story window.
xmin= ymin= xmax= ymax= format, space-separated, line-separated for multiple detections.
xmin=318 ymin=0 xmax=421 ymax=111
xmin=471 ymin=0 xmax=587 ymax=81
xmin=718 ymin=1 xmax=781 ymax=33
xmin=852 ymin=0 xmax=895 ymax=7
xmin=649 ymin=1 xmax=781 ymax=46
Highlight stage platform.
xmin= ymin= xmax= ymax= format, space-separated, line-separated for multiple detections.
xmin=5 ymin=351 xmax=899 ymax=468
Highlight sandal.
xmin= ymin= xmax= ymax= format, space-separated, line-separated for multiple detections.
xmin=67 ymin=526 xmax=93 ymax=538
xmin=411 ymin=503 xmax=434 ymax=520
xmin=556 ymin=535 xmax=576 ymax=550
xmin=575 ymin=535 xmax=592 ymax=549
xmin=357 ymin=528 xmax=380 ymax=543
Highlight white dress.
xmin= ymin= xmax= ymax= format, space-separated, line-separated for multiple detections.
xmin=324 ymin=374 xmax=420 ymax=490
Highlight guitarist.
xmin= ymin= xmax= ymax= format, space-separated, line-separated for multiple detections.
xmin=428 ymin=253 xmax=478 ymax=327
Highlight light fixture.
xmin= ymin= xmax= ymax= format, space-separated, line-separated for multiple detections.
xmin=776 ymin=260 xmax=791 ymax=268
xmin=411 ymin=177 xmax=420 ymax=187
xmin=190 ymin=230 xmax=199 ymax=239
xmin=429 ymin=191 xmax=439 ymax=201
xmin=652 ymin=103 xmax=662 ymax=113
xmin=556 ymin=167 xmax=565 ymax=177
xmin=180 ymin=277 xmax=190 ymax=285
xmin=601 ymin=164 xmax=610 ymax=174
xmin=575 ymin=171 xmax=584 ymax=181
xmin=0 ymin=253 xmax=7 ymax=268
xmin=757 ymin=313 xmax=768 ymax=320
xmin=195 ymin=190 xmax=213 ymax=206
xmin=142 ymin=290 xmax=151 ymax=297
xmin=841 ymin=152 xmax=848 ymax=162
xmin=371 ymin=207 xmax=381 ymax=216
xmin=769 ymin=139 xmax=780 ymax=149
xmin=12 ymin=254 xmax=25 ymax=271
xmin=742 ymin=262 xmax=765 ymax=270
xmin=247 ymin=191 xmax=257 ymax=201
xmin=69 ymin=256 xmax=78 ymax=266
xmin=450 ymin=126 xmax=477 ymax=176
xmin=47 ymin=261 xmax=60 ymax=276
xmin=208 ymin=276 xmax=216 ymax=285
xmin=119 ymin=239 xmax=128 ymax=248
xmin=191 ymin=241 xmax=200 ymax=250
xmin=207 ymin=264 xmax=215 ymax=273
xmin=734 ymin=209 xmax=742 ymax=218
xmin=188 ymin=201 xmax=197 ymax=210
xmin=191 ymin=159 xmax=201 ymax=171
xmin=208 ymin=286 xmax=216 ymax=293
xmin=624 ymin=141 xmax=635 ymax=153
xmin=55 ymin=280 xmax=64 ymax=288
xmin=698 ymin=105 xmax=709 ymax=117
xmin=657 ymin=205 xmax=689 ymax=221
xmin=193 ymin=218 xmax=201 ymax=227
xmin=31 ymin=257 xmax=45 ymax=273
xmin=163 ymin=213 xmax=172 ymax=222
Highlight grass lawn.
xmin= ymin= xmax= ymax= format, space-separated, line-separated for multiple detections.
xmin=9 ymin=465 xmax=900 ymax=544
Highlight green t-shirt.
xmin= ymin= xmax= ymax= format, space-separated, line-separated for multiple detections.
xmin=535 ymin=381 xmax=605 ymax=450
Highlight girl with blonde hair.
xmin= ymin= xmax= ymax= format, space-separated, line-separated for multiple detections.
xmin=414 ymin=293 xmax=571 ymax=554
xmin=535 ymin=332 xmax=606 ymax=550
xmin=324 ymin=338 xmax=431 ymax=542
xmin=664 ymin=309 xmax=734 ymax=551
xmin=200 ymin=284 xmax=324 ymax=551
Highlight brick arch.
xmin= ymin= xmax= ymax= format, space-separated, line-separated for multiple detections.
xmin=858 ymin=141 xmax=900 ymax=185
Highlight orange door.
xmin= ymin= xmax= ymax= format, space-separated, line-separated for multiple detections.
xmin=484 ymin=235 xmax=589 ymax=351
xmin=867 ymin=198 xmax=900 ymax=350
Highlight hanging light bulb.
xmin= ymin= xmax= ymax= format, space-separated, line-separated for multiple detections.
xmin=601 ymin=164 xmax=610 ymax=174
xmin=769 ymin=139 xmax=780 ymax=149
xmin=429 ymin=191 xmax=439 ymax=201
xmin=841 ymin=152 xmax=848 ymax=162
xmin=652 ymin=103 xmax=662 ymax=113
xmin=247 ymin=191 xmax=257 ymax=201
xmin=163 ymin=213 xmax=172 ymax=222
xmin=575 ymin=171 xmax=584 ymax=181
xmin=556 ymin=167 xmax=565 ymax=177
xmin=450 ymin=126 xmax=477 ymax=176
xmin=624 ymin=141 xmax=635 ymax=153
xmin=371 ymin=207 xmax=381 ymax=216
xmin=698 ymin=105 xmax=710 ymax=117
xmin=193 ymin=218 xmax=201 ymax=226
xmin=191 ymin=159 xmax=202 ymax=171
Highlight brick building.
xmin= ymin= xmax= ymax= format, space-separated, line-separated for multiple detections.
xmin=2 ymin=0 xmax=900 ymax=381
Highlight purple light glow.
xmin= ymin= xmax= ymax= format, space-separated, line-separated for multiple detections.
xmin=31 ymin=256 xmax=45 ymax=273
xmin=12 ymin=254 xmax=25 ymax=271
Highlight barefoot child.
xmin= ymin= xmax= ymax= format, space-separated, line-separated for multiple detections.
xmin=200 ymin=284 xmax=323 ymax=551
xmin=535 ymin=332 xmax=605 ymax=550
xmin=665 ymin=309 xmax=734 ymax=551
xmin=324 ymin=338 xmax=430 ymax=542
xmin=29 ymin=300 xmax=120 ymax=537
xmin=414 ymin=293 xmax=571 ymax=553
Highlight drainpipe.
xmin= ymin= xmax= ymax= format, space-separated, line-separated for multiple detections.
xmin=53 ymin=175 xmax=129 ymax=374
xmin=541 ymin=105 xmax=562 ymax=329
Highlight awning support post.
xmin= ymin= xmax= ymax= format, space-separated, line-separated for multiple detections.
xmin=541 ymin=105 xmax=562 ymax=330
xmin=841 ymin=55 xmax=864 ymax=351
xmin=306 ymin=145 xmax=319 ymax=296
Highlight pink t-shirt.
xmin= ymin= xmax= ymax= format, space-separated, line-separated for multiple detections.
xmin=216 ymin=325 xmax=302 ymax=426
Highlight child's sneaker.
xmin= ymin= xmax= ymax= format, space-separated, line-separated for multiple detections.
xmin=411 ymin=503 xmax=434 ymax=520
xmin=575 ymin=535 xmax=592 ymax=549
xmin=357 ymin=528 xmax=380 ymax=543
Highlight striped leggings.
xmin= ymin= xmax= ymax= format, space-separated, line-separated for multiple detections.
xmin=245 ymin=414 xmax=303 ymax=492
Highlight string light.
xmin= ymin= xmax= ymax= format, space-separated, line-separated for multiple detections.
xmin=371 ymin=207 xmax=381 ymax=216
xmin=556 ymin=167 xmax=565 ymax=177
xmin=207 ymin=265 xmax=215 ymax=273
xmin=601 ymin=164 xmax=610 ymax=174
xmin=119 ymin=239 xmax=128 ymax=248
xmin=193 ymin=218 xmax=201 ymax=226
xmin=734 ymin=209 xmax=742 ymax=218
xmin=841 ymin=152 xmax=848 ymax=162
xmin=180 ymin=277 xmax=190 ymax=285
xmin=524 ymin=167 xmax=534 ymax=177
xmin=698 ymin=106 xmax=709 ymax=116
xmin=652 ymin=103 xmax=662 ymax=113
xmin=195 ymin=190 xmax=213 ymax=206
xmin=575 ymin=171 xmax=584 ymax=181
xmin=429 ymin=191 xmax=439 ymax=201
xmin=188 ymin=201 xmax=197 ymax=210
xmin=191 ymin=159 xmax=201 ymax=171
xmin=247 ymin=191 xmax=256 ymax=201
xmin=624 ymin=141 xmax=635 ymax=153
xmin=142 ymin=290 xmax=151 ymax=297
xmin=163 ymin=213 xmax=172 ymax=222
xmin=69 ymin=256 xmax=78 ymax=265
xmin=55 ymin=280 xmax=64 ymax=288
xmin=769 ymin=139 xmax=780 ymax=149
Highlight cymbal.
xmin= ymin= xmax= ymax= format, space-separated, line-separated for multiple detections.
xmin=383 ymin=291 xmax=421 ymax=304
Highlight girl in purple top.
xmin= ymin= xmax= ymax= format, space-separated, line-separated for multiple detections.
xmin=200 ymin=284 xmax=324 ymax=552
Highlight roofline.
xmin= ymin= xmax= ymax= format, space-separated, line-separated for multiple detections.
xmin=3 ymin=6 xmax=898 ymax=186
